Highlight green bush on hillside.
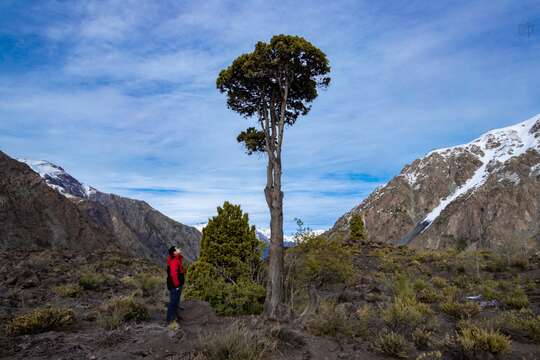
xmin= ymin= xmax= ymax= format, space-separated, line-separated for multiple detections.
xmin=184 ymin=201 xmax=265 ymax=316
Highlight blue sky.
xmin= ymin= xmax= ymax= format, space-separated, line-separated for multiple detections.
xmin=1 ymin=1 xmax=539 ymax=234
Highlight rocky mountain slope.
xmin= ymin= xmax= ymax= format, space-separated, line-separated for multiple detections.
xmin=330 ymin=114 xmax=540 ymax=251
xmin=0 ymin=152 xmax=116 ymax=252
xmin=1 ymin=152 xmax=201 ymax=262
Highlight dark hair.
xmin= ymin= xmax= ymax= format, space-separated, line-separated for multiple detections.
xmin=168 ymin=246 xmax=177 ymax=256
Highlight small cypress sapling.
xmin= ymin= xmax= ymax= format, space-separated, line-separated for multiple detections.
xmin=349 ymin=213 xmax=367 ymax=243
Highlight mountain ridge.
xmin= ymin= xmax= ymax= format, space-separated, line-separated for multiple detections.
xmin=330 ymin=114 xmax=540 ymax=251
xmin=2 ymin=153 xmax=201 ymax=262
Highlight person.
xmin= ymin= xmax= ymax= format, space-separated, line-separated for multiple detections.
xmin=166 ymin=246 xmax=185 ymax=324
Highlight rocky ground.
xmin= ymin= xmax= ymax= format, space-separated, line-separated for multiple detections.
xmin=1 ymin=245 xmax=540 ymax=359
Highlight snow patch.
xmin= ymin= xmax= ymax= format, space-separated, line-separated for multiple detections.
xmin=421 ymin=114 xmax=540 ymax=230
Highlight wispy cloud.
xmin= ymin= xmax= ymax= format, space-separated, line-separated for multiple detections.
xmin=1 ymin=0 xmax=540 ymax=233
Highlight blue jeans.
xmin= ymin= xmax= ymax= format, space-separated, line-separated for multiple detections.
xmin=166 ymin=286 xmax=183 ymax=323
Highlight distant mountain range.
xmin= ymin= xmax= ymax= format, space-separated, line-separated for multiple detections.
xmin=0 ymin=152 xmax=201 ymax=263
xmin=330 ymin=114 xmax=540 ymax=251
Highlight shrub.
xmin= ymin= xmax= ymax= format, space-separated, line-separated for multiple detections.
xmin=373 ymin=331 xmax=413 ymax=359
xmin=5 ymin=307 xmax=75 ymax=336
xmin=497 ymin=310 xmax=540 ymax=343
xmin=382 ymin=296 xmax=432 ymax=331
xmin=501 ymin=286 xmax=529 ymax=310
xmin=349 ymin=213 xmax=367 ymax=243
xmin=221 ymin=278 xmax=266 ymax=316
xmin=185 ymin=261 xmax=265 ymax=316
xmin=413 ymin=327 xmax=433 ymax=350
xmin=413 ymin=279 xmax=430 ymax=292
xmin=185 ymin=202 xmax=265 ymax=316
xmin=454 ymin=324 xmax=511 ymax=357
xmin=417 ymin=287 xmax=443 ymax=304
xmin=97 ymin=296 xmax=149 ymax=330
xmin=197 ymin=321 xmax=268 ymax=360
xmin=79 ymin=271 xmax=107 ymax=290
xmin=288 ymin=234 xmax=354 ymax=287
xmin=431 ymin=276 xmax=448 ymax=289
xmin=441 ymin=301 xmax=481 ymax=320
xmin=53 ymin=283 xmax=82 ymax=297
xmin=134 ymin=272 xmax=162 ymax=296
xmin=306 ymin=300 xmax=353 ymax=337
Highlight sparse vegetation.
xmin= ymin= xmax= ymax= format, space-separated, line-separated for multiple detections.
xmin=5 ymin=307 xmax=75 ymax=336
xmin=441 ymin=300 xmax=481 ymax=320
xmin=373 ymin=331 xmax=413 ymax=359
xmin=53 ymin=283 xmax=82 ymax=297
xmin=383 ymin=295 xmax=433 ymax=331
xmin=306 ymin=300 xmax=354 ymax=337
xmin=79 ymin=271 xmax=107 ymax=290
xmin=97 ymin=296 xmax=149 ymax=330
xmin=448 ymin=323 xmax=511 ymax=358
xmin=196 ymin=321 xmax=269 ymax=360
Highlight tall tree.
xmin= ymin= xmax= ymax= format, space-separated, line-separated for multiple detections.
xmin=216 ymin=34 xmax=330 ymax=318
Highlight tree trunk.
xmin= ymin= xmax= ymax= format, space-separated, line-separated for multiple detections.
xmin=264 ymin=158 xmax=285 ymax=319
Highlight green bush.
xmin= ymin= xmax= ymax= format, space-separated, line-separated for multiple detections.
xmin=185 ymin=261 xmax=265 ymax=316
xmin=441 ymin=300 xmax=481 ymax=320
xmin=417 ymin=287 xmax=443 ymax=304
xmin=185 ymin=202 xmax=265 ymax=316
xmin=373 ymin=331 xmax=413 ymax=359
xmin=197 ymin=321 xmax=268 ymax=360
xmin=53 ymin=283 xmax=82 ymax=297
xmin=454 ymin=324 xmax=511 ymax=357
xmin=431 ymin=276 xmax=448 ymax=289
xmin=349 ymin=213 xmax=367 ymax=243
xmin=79 ymin=271 xmax=107 ymax=290
xmin=5 ymin=307 xmax=75 ymax=336
xmin=97 ymin=296 xmax=149 ymax=329
xmin=134 ymin=272 xmax=162 ymax=296
xmin=383 ymin=295 xmax=432 ymax=331
xmin=288 ymin=234 xmax=354 ymax=287
xmin=501 ymin=286 xmax=529 ymax=310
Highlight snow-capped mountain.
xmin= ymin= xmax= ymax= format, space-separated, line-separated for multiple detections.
xmin=18 ymin=159 xmax=97 ymax=199
xmin=7 ymin=155 xmax=201 ymax=262
xmin=330 ymin=114 xmax=540 ymax=250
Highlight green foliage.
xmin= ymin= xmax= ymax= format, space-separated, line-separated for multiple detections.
xmin=502 ymin=285 xmax=529 ymax=309
xmin=53 ymin=283 xmax=82 ymax=298
xmin=79 ymin=271 xmax=107 ymax=290
xmin=441 ymin=301 xmax=481 ymax=320
xmin=5 ymin=307 xmax=75 ymax=336
xmin=373 ymin=331 xmax=413 ymax=359
xmin=382 ymin=295 xmax=433 ymax=331
xmin=97 ymin=296 xmax=149 ymax=330
xmin=236 ymin=127 xmax=266 ymax=154
xmin=349 ymin=213 xmax=367 ymax=243
xmin=216 ymin=34 xmax=331 ymax=134
xmin=431 ymin=276 xmax=448 ymax=289
xmin=185 ymin=202 xmax=265 ymax=316
xmin=200 ymin=201 xmax=262 ymax=281
xmin=453 ymin=324 xmax=511 ymax=357
xmin=287 ymin=233 xmax=354 ymax=288
xmin=197 ymin=321 xmax=269 ymax=360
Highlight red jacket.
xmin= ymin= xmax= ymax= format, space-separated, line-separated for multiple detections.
xmin=167 ymin=254 xmax=185 ymax=288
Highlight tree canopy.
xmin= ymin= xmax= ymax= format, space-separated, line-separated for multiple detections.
xmin=217 ymin=34 xmax=330 ymax=155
